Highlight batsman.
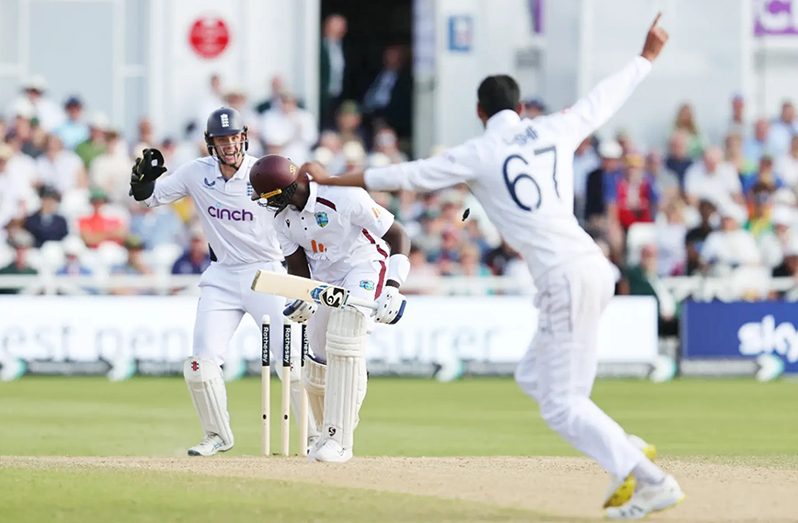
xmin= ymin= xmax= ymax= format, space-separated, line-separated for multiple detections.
xmin=249 ymin=154 xmax=410 ymax=462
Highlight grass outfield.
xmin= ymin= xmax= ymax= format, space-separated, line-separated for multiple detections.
xmin=2 ymin=377 xmax=797 ymax=522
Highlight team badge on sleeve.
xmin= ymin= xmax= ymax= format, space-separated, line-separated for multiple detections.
xmin=315 ymin=212 xmax=329 ymax=227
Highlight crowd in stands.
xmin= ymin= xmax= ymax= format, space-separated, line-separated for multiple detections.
xmin=1 ymin=68 xmax=798 ymax=309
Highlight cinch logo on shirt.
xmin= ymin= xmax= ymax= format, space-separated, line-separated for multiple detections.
xmin=208 ymin=206 xmax=254 ymax=221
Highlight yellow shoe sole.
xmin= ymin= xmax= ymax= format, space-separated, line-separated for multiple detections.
xmin=603 ymin=443 xmax=658 ymax=508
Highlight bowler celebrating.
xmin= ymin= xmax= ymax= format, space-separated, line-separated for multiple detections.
xmin=303 ymin=14 xmax=683 ymax=520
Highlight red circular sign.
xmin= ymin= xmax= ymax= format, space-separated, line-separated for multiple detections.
xmin=188 ymin=17 xmax=230 ymax=59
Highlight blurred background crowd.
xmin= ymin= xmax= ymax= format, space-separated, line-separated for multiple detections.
xmin=1 ymin=13 xmax=797 ymax=324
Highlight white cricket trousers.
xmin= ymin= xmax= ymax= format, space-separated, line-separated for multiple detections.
xmin=193 ymin=260 xmax=287 ymax=365
xmin=514 ymin=254 xmax=646 ymax=479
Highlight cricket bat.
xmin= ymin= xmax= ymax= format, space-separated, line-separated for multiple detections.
xmin=251 ymin=270 xmax=377 ymax=310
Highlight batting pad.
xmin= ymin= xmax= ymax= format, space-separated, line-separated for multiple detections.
xmin=183 ymin=357 xmax=234 ymax=446
xmin=303 ymin=356 xmax=327 ymax=434
xmin=323 ymin=307 xmax=367 ymax=449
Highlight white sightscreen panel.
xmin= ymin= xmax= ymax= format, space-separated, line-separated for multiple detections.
xmin=28 ymin=0 xmax=115 ymax=118
xmin=125 ymin=0 xmax=149 ymax=66
xmin=0 ymin=0 xmax=20 ymax=64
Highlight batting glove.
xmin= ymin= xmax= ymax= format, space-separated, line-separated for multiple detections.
xmin=283 ymin=299 xmax=317 ymax=324
xmin=373 ymin=286 xmax=407 ymax=325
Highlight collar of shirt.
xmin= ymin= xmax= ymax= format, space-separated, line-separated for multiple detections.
xmin=486 ymin=110 xmax=522 ymax=133
xmin=212 ymin=159 xmax=249 ymax=181
xmin=300 ymin=181 xmax=319 ymax=213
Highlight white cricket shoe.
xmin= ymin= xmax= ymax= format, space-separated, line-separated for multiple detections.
xmin=307 ymin=438 xmax=352 ymax=463
xmin=605 ymin=474 xmax=685 ymax=520
xmin=187 ymin=433 xmax=233 ymax=457
xmin=603 ymin=435 xmax=658 ymax=508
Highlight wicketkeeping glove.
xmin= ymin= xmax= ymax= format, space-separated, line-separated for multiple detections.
xmin=373 ymin=286 xmax=407 ymax=325
xmin=131 ymin=148 xmax=167 ymax=184
xmin=283 ymin=299 xmax=318 ymax=324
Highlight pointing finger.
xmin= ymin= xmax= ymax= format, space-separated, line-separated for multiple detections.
xmin=650 ymin=12 xmax=662 ymax=29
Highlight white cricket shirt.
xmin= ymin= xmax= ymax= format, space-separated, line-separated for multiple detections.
xmin=144 ymin=155 xmax=283 ymax=265
xmin=273 ymin=182 xmax=394 ymax=283
xmin=365 ymin=56 xmax=652 ymax=283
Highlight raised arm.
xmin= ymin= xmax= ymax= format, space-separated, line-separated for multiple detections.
xmin=543 ymin=13 xmax=669 ymax=149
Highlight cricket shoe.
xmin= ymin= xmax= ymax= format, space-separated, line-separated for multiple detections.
xmin=307 ymin=438 xmax=352 ymax=463
xmin=603 ymin=435 xmax=658 ymax=508
xmin=605 ymin=474 xmax=685 ymax=520
xmin=187 ymin=433 xmax=233 ymax=457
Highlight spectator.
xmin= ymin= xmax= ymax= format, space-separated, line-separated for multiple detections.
xmin=619 ymin=244 xmax=678 ymax=336
xmin=724 ymin=132 xmax=756 ymax=179
xmin=573 ymin=137 xmax=600 ymax=223
xmin=0 ymin=231 xmax=37 ymax=294
xmin=405 ymin=244 xmax=438 ymax=292
xmin=772 ymin=229 xmax=798 ymax=280
xmin=361 ymin=44 xmax=412 ymax=141
xmin=24 ymin=185 xmax=68 ymax=247
xmin=728 ymin=94 xmax=746 ymax=137
xmin=75 ymin=114 xmax=108 ymax=168
xmin=368 ymin=127 xmax=408 ymax=167
xmin=36 ymin=134 xmax=86 ymax=194
xmin=110 ymin=235 xmax=151 ymax=295
xmin=485 ymin=240 xmax=521 ymax=276
xmin=171 ymin=232 xmax=211 ymax=275
xmin=313 ymin=130 xmax=347 ymax=174
xmin=55 ymin=96 xmax=90 ymax=150
xmin=684 ymin=199 xmax=717 ymax=275
xmin=56 ymin=236 xmax=92 ymax=277
xmin=645 ymin=149 xmax=679 ymax=202
xmin=664 ymin=130 xmax=693 ymax=187
xmin=700 ymin=202 xmax=761 ymax=274
xmin=458 ymin=244 xmax=491 ymax=278
xmin=673 ymin=103 xmax=704 ymax=157
xmin=655 ymin=197 xmax=687 ymax=276
xmin=747 ymin=156 xmax=781 ymax=195
xmin=77 ymin=188 xmax=126 ymax=248
xmin=609 ymin=153 xmax=655 ymax=231
xmin=320 ymin=13 xmax=348 ymax=129
xmin=7 ymin=75 xmax=64 ymax=132
xmin=745 ymin=182 xmax=776 ymax=240
xmin=334 ymin=100 xmax=367 ymax=149
xmin=775 ymin=134 xmax=798 ymax=189
xmin=521 ymin=97 xmax=547 ymax=119
xmin=584 ymin=139 xmax=622 ymax=228
xmin=90 ymin=130 xmax=132 ymax=204
xmin=132 ymin=117 xmax=155 ymax=157
xmin=129 ymin=202 xmax=186 ymax=249
xmin=768 ymin=101 xmax=798 ymax=158
xmin=743 ymin=118 xmax=771 ymax=165
xmin=223 ymin=88 xmax=262 ymax=156
xmin=259 ymin=92 xmax=318 ymax=164
xmin=684 ymin=146 xmax=743 ymax=208
xmin=0 ymin=143 xmax=31 ymax=240
xmin=255 ymin=75 xmax=290 ymax=114
xmin=759 ymin=205 xmax=795 ymax=269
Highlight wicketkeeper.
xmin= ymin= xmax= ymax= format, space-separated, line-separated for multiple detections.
xmin=129 ymin=108 xmax=313 ymax=456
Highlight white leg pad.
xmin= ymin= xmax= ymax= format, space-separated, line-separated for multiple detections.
xmin=183 ymin=357 xmax=234 ymax=446
xmin=323 ymin=307 xmax=367 ymax=449
xmin=303 ymin=356 xmax=326 ymax=435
